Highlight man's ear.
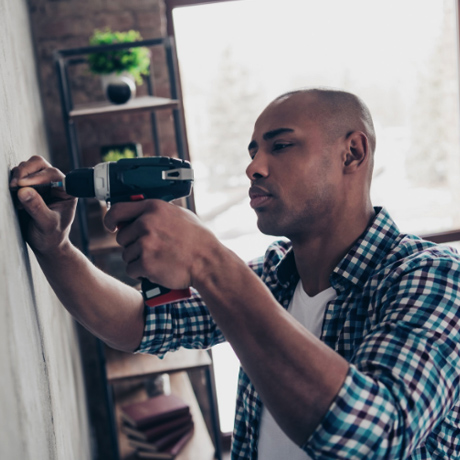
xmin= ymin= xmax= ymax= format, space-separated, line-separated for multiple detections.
xmin=343 ymin=131 xmax=369 ymax=173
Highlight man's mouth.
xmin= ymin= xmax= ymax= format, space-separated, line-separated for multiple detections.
xmin=249 ymin=185 xmax=273 ymax=209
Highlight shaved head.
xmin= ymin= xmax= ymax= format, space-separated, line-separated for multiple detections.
xmin=274 ymin=88 xmax=376 ymax=156
xmin=248 ymin=87 xmax=376 ymax=239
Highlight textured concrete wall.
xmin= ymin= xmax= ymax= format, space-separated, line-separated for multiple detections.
xmin=0 ymin=1 xmax=91 ymax=459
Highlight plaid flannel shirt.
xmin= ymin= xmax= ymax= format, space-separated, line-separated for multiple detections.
xmin=138 ymin=207 xmax=460 ymax=459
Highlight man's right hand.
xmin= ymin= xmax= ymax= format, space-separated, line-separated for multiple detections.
xmin=10 ymin=155 xmax=77 ymax=255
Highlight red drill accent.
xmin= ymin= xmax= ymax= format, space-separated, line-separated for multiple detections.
xmin=145 ymin=288 xmax=192 ymax=307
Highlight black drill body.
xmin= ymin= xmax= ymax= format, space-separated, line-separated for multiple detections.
xmin=66 ymin=156 xmax=194 ymax=307
xmin=64 ymin=157 xmax=193 ymax=204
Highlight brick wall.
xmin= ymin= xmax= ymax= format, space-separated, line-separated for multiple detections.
xmin=28 ymin=0 xmax=178 ymax=172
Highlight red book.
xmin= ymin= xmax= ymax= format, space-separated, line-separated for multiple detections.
xmin=123 ymin=413 xmax=193 ymax=442
xmin=134 ymin=425 xmax=194 ymax=459
xmin=129 ymin=420 xmax=194 ymax=452
xmin=121 ymin=394 xmax=190 ymax=429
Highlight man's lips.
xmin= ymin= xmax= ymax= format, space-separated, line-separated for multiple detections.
xmin=249 ymin=185 xmax=273 ymax=209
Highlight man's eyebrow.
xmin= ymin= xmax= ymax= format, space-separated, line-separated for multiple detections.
xmin=248 ymin=128 xmax=295 ymax=151
xmin=263 ymin=128 xmax=294 ymax=140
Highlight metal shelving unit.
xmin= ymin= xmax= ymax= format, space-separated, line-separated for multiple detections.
xmin=53 ymin=37 xmax=221 ymax=460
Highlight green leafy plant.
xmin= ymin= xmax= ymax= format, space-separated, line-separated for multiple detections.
xmin=88 ymin=28 xmax=151 ymax=85
xmin=101 ymin=145 xmax=139 ymax=162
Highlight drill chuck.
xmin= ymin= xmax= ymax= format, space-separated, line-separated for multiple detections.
xmin=64 ymin=168 xmax=96 ymax=198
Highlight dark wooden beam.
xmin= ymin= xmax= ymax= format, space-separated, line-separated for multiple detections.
xmin=421 ymin=229 xmax=460 ymax=244
xmin=165 ymin=0 xmax=241 ymax=36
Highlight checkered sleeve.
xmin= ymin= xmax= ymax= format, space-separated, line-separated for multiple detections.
xmin=305 ymin=253 xmax=460 ymax=458
xmin=136 ymin=287 xmax=225 ymax=357
xmin=136 ymin=255 xmax=268 ymax=358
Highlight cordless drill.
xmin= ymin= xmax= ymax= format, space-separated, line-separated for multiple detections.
xmin=13 ymin=157 xmax=194 ymax=307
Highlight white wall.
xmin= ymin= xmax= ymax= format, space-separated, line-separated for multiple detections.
xmin=0 ymin=1 xmax=91 ymax=458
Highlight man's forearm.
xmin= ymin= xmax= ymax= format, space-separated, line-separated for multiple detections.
xmin=35 ymin=241 xmax=145 ymax=352
xmin=192 ymin=243 xmax=349 ymax=446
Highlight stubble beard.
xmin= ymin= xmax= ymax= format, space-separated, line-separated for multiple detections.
xmin=255 ymin=190 xmax=336 ymax=241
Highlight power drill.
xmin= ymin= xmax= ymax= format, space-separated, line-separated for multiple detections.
xmin=12 ymin=157 xmax=194 ymax=307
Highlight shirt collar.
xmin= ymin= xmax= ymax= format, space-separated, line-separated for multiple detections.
xmin=276 ymin=247 xmax=297 ymax=287
xmin=331 ymin=207 xmax=400 ymax=290
xmin=275 ymin=207 xmax=400 ymax=290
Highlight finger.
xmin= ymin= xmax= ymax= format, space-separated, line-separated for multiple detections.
xmin=17 ymin=167 xmax=64 ymax=188
xmin=104 ymin=200 xmax=160 ymax=232
xmin=10 ymin=156 xmax=52 ymax=186
xmin=17 ymin=187 xmax=56 ymax=231
xmin=116 ymin=221 xmax=140 ymax=247
xmin=121 ymin=242 xmax=142 ymax=265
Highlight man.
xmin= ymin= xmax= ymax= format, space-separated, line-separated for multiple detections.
xmin=10 ymin=88 xmax=460 ymax=459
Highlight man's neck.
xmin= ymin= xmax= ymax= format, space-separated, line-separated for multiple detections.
xmin=292 ymin=207 xmax=375 ymax=297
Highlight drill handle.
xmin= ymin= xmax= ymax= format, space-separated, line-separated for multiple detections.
xmin=141 ymin=279 xmax=191 ymax=307
xmin=117 ymin=222 xmax=192 ymax=307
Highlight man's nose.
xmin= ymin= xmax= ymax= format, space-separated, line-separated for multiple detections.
xmin=246 ymin=153 xmax=269 ymax=180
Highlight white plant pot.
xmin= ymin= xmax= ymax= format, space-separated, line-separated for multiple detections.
xmin=101 ymin=73 xmax=136 ymax=104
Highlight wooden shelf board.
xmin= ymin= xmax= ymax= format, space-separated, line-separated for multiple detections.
xmin=69 ymin=96 xmax=179 ymax=119
xmin=105 ymin=346 xmax=212 ymax=384
xmin=115 ymin=371 xmax=215 ymax=460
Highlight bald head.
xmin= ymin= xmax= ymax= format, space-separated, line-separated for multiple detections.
xmin=273 ymin=88 xmax=376 ymax=156
xmin=248 ymin=87 xmax=376 ymax=239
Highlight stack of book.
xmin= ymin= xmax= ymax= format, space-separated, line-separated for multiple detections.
xmin=121 ymin=393 xmax=194 ymax=459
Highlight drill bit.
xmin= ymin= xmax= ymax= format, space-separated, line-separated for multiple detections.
xmin=9 ymin=181 xmax=63 ymax=205
xmin=9 ymin=181 xmax=63 ymax=193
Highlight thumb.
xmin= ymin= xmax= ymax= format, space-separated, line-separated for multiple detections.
xmin=17 ymin=187 xmax=54 ymax=230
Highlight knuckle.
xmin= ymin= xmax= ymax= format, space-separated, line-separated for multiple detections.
xmin=137 ymin=217 xmax=151 ymax=234
xmin=143 ymin=232 xmax=159 ymax=250
xmin=30 ymin=155 xmax=48 ymax=165
xmin=145 ymin=199 xmax=161 ymax=213
xmin=49 ymin=166 xmax=65 ymax=180
xmin=27 ymin=198 xmax=42 ymax=216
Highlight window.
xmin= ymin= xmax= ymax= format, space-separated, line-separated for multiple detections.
xmin=171 ymin=0 xmax=460 ymax=432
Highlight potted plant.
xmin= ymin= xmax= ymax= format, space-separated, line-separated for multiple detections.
xmin=88 ymin=28 xmax=151 ymax=104
xmin=100 ymin=143 xmax=142 ymax=162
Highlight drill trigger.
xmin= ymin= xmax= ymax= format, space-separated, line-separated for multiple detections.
xmin=129 ymin=194 xmax=145 ymax=201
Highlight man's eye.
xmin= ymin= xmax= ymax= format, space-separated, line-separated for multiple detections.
xmin=273 ymin=142 xmax=292 ymax=151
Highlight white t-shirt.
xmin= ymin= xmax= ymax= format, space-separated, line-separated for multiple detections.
xmin=257 ymin=281 xmax=337 ymax=460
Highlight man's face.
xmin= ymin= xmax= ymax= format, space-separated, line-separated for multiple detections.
xmin=246 ymin=94 xmax=344 ymax=240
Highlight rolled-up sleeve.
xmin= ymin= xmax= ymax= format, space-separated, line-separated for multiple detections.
xmin=136 ymin=288 xmax=225 ymax=357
